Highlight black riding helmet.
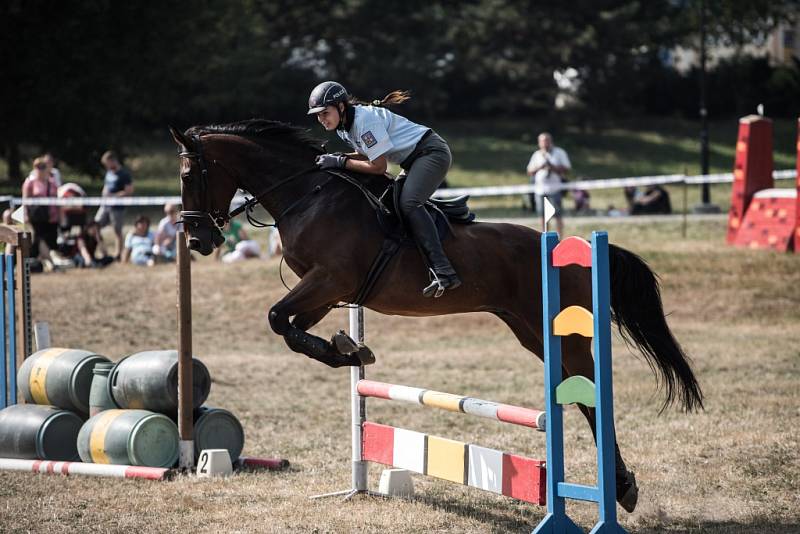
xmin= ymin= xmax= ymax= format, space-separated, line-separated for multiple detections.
xmin=307 ymin=81 xmax=348 ymax=114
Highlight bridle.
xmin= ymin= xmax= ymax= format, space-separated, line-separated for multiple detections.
xmin=177 ymin=133 xmax=321 ymax=236
xmin=177 ymin=134 xmax=229 ymax=243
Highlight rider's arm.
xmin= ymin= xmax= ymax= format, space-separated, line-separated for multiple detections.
xmin=344 ymin=155 xmax=387 ymax=175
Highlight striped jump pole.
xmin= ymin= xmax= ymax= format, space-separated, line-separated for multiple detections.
xmin=0 ymin=458 xmax=174 ymax=481
xmin=312 ymin=306 xmax=547 ymax=506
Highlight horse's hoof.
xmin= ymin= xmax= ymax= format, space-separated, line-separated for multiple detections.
xmin=355 ymin=345 xmax=376 ymax=366
xmin=332 ymin=331 xmax=358 ymax=354
xmin=617 ymin=471 xmax=638 ymax=513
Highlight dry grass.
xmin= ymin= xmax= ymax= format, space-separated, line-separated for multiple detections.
xmin=1 ymin=216 xmax=799 ymax=533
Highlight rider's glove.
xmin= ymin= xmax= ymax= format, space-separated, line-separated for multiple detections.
xmin=316 ymin=153 xmax=347 ymax=169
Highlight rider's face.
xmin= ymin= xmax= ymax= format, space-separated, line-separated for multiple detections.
xmin=316 ymin=105 xmax=341 ymax=131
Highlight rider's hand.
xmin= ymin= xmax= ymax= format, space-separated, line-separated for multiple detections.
xmin=316 ymin=153 xmax=347 ymax=170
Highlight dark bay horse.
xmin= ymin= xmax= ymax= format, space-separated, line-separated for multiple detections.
xmin=170 ymin=119 xmax=703 ymax=512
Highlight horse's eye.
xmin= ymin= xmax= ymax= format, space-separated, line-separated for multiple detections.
xmin=181 ymin=174 xmax=192 ymax=184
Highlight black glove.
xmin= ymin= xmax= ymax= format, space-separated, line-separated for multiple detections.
xmin=316 ymin=153 xmax=347 ymax=169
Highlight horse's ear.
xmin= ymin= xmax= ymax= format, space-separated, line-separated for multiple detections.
xmin=169 ymin=125 xmax=190 ymax=150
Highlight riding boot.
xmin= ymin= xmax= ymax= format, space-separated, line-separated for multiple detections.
xmin=405 ymin=205 xmax=461 ymax=297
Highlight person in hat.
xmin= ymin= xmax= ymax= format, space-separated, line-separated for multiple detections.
xmin=307 ymin=81 xmax=460 ymax=298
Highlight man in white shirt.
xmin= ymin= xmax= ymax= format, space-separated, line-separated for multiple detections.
xmin=526 ymin=132 xmax=571 ymax=234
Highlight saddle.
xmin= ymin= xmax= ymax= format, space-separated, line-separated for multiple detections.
xmin=326 ymin=171 xmax=475 ymax=305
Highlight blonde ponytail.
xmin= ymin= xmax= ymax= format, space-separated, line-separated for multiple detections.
xmin=351 ymin=89 xmax=412 ymax=108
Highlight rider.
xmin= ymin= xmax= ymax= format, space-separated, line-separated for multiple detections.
xmin=307 ymin=81 xmax=461 ymax=298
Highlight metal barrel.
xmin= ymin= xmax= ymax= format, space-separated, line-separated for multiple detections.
xmin=88 ymin=362 xmax=116 ymax=417
xmin=0 ymin=404 xmax=82 ymax=460
xmin=17 ymin=348 xmax=110 ymax=417
xmin=107 ymin=350 xmax=211 ymax=416
xmin=77 ymin=409 xmax=180 ymax=467
xmin=192 ymin=406 xmax=245 ymax=462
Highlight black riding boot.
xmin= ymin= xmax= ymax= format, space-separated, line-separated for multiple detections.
xmin=405 ymin=206 xmax=461 ymax=297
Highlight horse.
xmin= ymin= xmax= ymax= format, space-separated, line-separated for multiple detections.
xmin=169 ymin=119 xmax=704 ymax=513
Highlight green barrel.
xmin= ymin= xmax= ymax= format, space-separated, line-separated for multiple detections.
xmin=108 ymin=350 xmax=211 ymax=416
xmin=18 ymin=348 xmax=110 ymax=417
xmin=77 ymin=409 xmax=180 ymax=467
xmin=0 ymin=404 xmax=82 ymax=460
xmin=193 ymin=407 xmax=245 ymax=462
xmin=89 ymin=362 xmax=116 ymax=417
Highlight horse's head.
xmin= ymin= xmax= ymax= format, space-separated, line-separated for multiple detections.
xmin=170 ymin=126 xmax=239 ymax=255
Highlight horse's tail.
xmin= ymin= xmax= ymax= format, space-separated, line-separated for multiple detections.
xmin=608 ymin=244 xmax=704 ymax=413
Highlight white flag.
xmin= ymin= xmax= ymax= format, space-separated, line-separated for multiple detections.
xmin=544 ymin=197 xmax=556 ymax=226
xmin=11 ymin=206 xmax=25 ymax=224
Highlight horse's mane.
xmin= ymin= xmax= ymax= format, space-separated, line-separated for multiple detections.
xmin=186 ymin=119 xmax=324 ymax=153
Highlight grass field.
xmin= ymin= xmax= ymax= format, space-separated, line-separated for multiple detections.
xmin=1 ymin=215 xmax=798 ymax=533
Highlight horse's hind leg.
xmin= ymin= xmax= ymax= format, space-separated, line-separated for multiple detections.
xmin=268 ymin=269 xmax=373 ymax=367
xmin=497 ymin=311 xmax=639 ymax=513
xmin=562 ymin=336 xmax=639 ymax=513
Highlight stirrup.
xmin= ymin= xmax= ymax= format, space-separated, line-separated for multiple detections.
xmin=422 ymin=270 xmax=461 ymax=298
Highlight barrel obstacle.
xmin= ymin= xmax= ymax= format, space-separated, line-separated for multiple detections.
xmin=318 ymin=231 xmax=627 ymax=533
xmin=726 ymin=115 xmax=800 ymax=252
xmin=0 ymin=231 xmax=288 ymax=479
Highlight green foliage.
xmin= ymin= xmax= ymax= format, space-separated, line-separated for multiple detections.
xmin=1 ymin=0 xmax=797 ymax=183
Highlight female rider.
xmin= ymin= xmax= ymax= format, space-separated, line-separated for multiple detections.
xmin=308 ymin=81 xmax=460 ymax=298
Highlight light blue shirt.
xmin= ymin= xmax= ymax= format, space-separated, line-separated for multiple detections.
xmin=337 ymin=106 xmax=429 ymax=164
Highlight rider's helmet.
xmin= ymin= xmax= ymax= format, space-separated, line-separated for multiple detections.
xmin=307 ymin=81 xmax=348 ymax=114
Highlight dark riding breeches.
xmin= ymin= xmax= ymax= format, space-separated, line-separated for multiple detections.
xmin=398 ymin=132 xmax=452 ymax=216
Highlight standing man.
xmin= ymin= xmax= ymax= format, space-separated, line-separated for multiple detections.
xmin=526 ymin=132 xmax=571 ymax=234
xmin=95 ymin=150 xmax=133 ymax=260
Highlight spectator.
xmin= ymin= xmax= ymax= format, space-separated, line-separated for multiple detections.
xmin=217 ymin=220 xmax=260 ymax=263
xmin=153 ymin=203 xmax=181 ymax=262
xmin=572 ymin=188 xmax=591 ymax=214
xmin=43 ymin=153 xmax=62 ymax=187
xmin=629 ymin=185 xmax=672 ymax=215
xmin=22 ymin=156 xmax=59 ymax=269
xmin=122 ymin=215 xmax=155 ymax=267
xmin=95 ymin=150 xmax=134 ymax=260
xmin=75 ymin=221 xmax=114 ymax=268
xmin=526 ymin=132 xmax=571 ymax=234
xmin=2 ymin=209 xmax=14 ymax=226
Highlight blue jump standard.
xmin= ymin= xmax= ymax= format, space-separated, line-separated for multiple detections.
xmin=533 ymin=231 xmax=628 ymax=534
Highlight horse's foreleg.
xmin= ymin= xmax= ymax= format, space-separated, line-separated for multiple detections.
xmin=562 ymin=336 xmax=639 ymax=513
xmin=268 ymin=270 xmax=370 ymax=368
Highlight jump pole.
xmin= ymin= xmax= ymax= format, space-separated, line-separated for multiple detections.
xmin=176 ymin=231 xmax=194 ymax=471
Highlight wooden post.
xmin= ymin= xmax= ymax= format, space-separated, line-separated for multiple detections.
xmin=177 ymin=231 xmax=194 ymax=470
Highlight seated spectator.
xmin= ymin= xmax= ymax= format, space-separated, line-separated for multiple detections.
xmin=122 ymin=215 xmax=156 ymax=267
xmin=572 ymin=188 xmax=591 ymax=213
xmin=153 ymin=203 xmax=181 ymax=262
xmin=630 ymin=185 xmax=672 ymax=215
xmin=217 ymin=220 xmax=260 ymax=263
xmin=75 ymin=221 xmax=114 ymax=268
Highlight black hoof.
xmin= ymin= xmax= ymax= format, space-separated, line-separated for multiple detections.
xmin=332 ymin=331 xmax=375 ymax=366
xmin=617 ymin=470 xmax=638 ymax=513
xmin=332 ymin=331 xmax=358 ymax=354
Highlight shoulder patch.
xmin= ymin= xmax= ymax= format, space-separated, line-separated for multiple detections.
xmin=361 ymin=131 xmax=378 ymax=148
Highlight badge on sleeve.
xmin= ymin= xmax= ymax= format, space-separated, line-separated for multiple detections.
xmin=361 ymin=131 xmax=378 ymax=148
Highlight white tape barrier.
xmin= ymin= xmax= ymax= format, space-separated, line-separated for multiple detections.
xmin=2 ymin=169 xmax=795 ymax=205
xmin=433 ymin=169 xmax=796 ymax=198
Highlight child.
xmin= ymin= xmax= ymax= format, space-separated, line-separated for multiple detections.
xmin=122 ymin=215 xmax=155 ymax=267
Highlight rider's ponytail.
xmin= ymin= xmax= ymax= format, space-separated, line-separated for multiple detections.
xmin=349 ymin=90 xmax=411 ymax=108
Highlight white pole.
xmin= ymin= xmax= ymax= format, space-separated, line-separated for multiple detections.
xmin=350 ymin=306 xmax=367 ymax=492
